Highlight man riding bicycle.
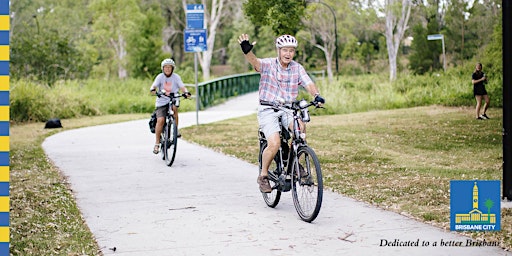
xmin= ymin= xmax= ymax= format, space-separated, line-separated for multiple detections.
xmin=238 ymin=34 xmax=325 ymax=193
xmin=150 ymin=58 xmax=191 ymax=154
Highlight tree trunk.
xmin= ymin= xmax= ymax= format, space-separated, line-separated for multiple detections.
xmin=110 ymin=34 xmax=128 ymax=79
xmin=384 ymin=0 xmax=412 ymax=81
xmin=315 ymin=44 xmax=334 ymax=82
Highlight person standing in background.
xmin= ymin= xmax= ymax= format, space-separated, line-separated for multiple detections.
xmin=472 ymin=62 xmax=490 ymax=120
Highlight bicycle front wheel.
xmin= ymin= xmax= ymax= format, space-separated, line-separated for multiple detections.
xmin=163 ymin=119 xmax=178 ymax=167
xmin=291 ymin=146 xmax=323 ymax=222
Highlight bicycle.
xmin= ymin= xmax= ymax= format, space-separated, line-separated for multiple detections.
xmin=258 ymin=99 xmax=323 ymax=222
xmin=154 ymin=90 xmax=189 ymax=167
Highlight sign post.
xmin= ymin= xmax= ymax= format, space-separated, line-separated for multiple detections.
xmin=185 ymin=4 xmax=206 ymax=125
xmin=427 ymin=34 xmax=446 ymax=72
xmin=503 ymin=2 xmax=512 ymax=200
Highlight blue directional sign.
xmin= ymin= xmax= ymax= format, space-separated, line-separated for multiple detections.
xmin=186 ymin=4 xmax=204 ymax=29
xmin=184 ymin=29 xmax=207 ymax=52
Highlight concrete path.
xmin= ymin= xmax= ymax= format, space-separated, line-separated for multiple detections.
xmin=43 ymin=92 xmax=511 ymax=255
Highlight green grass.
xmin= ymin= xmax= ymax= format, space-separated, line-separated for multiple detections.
xmin=10 ymin=114 xmax=148 ymax=255
xmin=181 ymin=106 xmax=509 ymax=250
xmin=9 ymin=70 xmax=506 ymax=253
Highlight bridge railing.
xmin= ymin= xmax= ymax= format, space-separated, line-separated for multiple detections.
xmin=192 ymin=70 xmax=325 ymax=109
xmin=194 ymin=73 xmax=260 ymax=109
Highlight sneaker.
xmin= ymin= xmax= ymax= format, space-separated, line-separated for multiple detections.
xmin=257 ymin=175 xmax=272 ymax=193
xmin=476 ymin=116 xmax=484 ymax=120
xmin=299 ymin=164 xmax=308 ymax=177
xmin=482 ymin=113 xmax=490 ymax=119
xmin=298 ymin=164 xmax=314 ymax=185
xmin=153 ymin=144 xmax=160 ymax=154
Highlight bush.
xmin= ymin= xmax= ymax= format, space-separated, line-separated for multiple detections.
xmin=10 ymin=80 xmax=100 ymax=122
xmin=10 ymin=66 xmax=502 ymax=123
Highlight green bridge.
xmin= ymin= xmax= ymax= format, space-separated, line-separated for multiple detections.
xmin=193 ymin=71 xmax=325 ymax=109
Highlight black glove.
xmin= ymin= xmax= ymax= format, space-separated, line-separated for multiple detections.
xmin=156 ymin=91 xmax=163 ymax=98
xmin=314 ymin=95 xmax=325 ymax=104
xmin=183 ymin=92 xmax=192 ymax=98
xmin=240 ymin=40 xmax=253 ymax=54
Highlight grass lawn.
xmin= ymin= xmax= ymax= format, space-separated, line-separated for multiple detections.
xmin=10 ymin=106 xmax=510 ymax=254
xmin=181 ymin=106 xmax=511 ymax=251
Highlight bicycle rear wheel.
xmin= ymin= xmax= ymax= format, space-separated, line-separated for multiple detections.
xmin=163 ymin=118 xmax=178 ymax=167
xmin=291 ymin=146 xmax=323 ymax=222
xmin=259 ymin=141 xmax=281 ymax=207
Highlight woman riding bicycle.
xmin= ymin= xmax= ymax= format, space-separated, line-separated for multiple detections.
xmin=150 ymin=58 xmax=191 ymax=154
xmin=237 ymin=34 xmax=325 ymax=193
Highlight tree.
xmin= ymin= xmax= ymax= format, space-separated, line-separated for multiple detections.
xmin=10 ymin=0 xmax=93 ymax=84
xmin=243 ymin=0 xmax=306 ymax=35
xmin=88 ymin=0 xmax=144 ymax=79
xmin=443 ymin=0 xmax=469 ymax=66
xmin=383 ymin=0 xmax=413 ymax=81
xmin=302 ymin=2 xmax=338 ymax=81
xmin=484 ymin=199 xmax=494 ymax=215
xmin=408 ymin=0 xmax=442 ymax=74
xmin=352 ymin=7 xmax=382 ymax=74
xmin=130 ymin=4 xmax=167 ymax=79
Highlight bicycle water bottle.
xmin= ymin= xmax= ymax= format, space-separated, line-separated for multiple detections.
xmin=174 ymin=93 xmax=180 ymax=107
xmin=299 ymin=99 xmax=310 ymax=122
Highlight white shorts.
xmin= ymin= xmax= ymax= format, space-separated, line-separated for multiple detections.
xmin=257 ymin=106 xmax=292 ymax=139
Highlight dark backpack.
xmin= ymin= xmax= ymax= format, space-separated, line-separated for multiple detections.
xmin=148 ymin=111 xmax=157 ymax=133
xmin=44 ymin=118 xmax=63 ymax=129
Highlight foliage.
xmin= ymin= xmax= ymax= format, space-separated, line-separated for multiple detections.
xmin=9 ymin=0 xmax=502 ymax=82
xmin=129 ymin=3 xmax=168 ymax=79
xmin=10 ymin=31 xmax=91 ymax=85
xmin=87 ymin=0 xmax=145 ymax=79
xmin=242 ymin=0 xmax=306 ymax=35
xmin=10 ymin=0 xmax=94 ymax=85
xmin=442 ymin=0 xmax=499 ymax=66
xmin=9 ymin=79 xmax=196 ymax=123
xmin=408 ymin=3 xmax=442 ymax=75
xmin=481 ymin=11 xmax=503 ymax=79
xmin=10 ymin=56 xmax=503 ymax=123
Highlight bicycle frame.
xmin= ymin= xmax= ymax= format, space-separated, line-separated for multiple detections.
xmin=156 ymin=92 xmax=185 ymax=167
xmin=258 ymin=99 xmax=323 ymax=222
xmin=259 ymin=99 xmax=314 ymax=191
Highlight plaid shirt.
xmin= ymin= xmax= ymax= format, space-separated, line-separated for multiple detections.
xmin=258 ymin=58 xmax=313 ymax=103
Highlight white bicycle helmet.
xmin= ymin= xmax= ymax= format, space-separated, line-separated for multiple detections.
xmin=161 ymin=58 xmax=176 ymax=70
xmin=275 ymin=35 xmax=298 ymax=48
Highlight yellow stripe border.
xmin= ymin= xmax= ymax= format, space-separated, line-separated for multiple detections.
xmin=0 ymin=16 xmax=8 ymax=31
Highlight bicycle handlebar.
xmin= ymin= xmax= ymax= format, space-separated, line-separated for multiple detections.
xmin=261 ymin=99 xmax=323 ymax=111
xmin=151 ymin=89 xmax=191 ymax=99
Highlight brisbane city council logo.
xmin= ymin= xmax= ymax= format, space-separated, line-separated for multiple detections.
xmin=450 ymin=180 xmax=500 ymax=231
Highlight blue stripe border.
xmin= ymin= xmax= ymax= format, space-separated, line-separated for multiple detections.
xmin=0 ymin=32 xmax=8 ymax=45
xmin=0 ymin=153 xmax=8 ymax=166
xmin=0 ymin=243 xmax=8 ymax=255
xmin=0 ymin=91 xmax=7 ymax=106
xmin=0 ymin=2 xmax=7 ymax=15
xmin=0 ymin=122 xmax=7 ymax=136
xmin=0 ymin=183 xmax=7 ymax=197
xmin=0 ymin=62 xmax=7 ymax=76
xmin=0 ymin=213 xmax=8 ymax=226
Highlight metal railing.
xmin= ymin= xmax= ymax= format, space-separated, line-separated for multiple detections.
xmin=192 ymin=70 xmax=325 ymax=109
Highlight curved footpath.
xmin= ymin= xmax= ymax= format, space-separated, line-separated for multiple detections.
xmin=43 ymin=92 xmax=511 ymax=256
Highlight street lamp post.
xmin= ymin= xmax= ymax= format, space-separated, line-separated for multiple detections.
xmin=306 ymin=0 xmax=338 ymax=75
